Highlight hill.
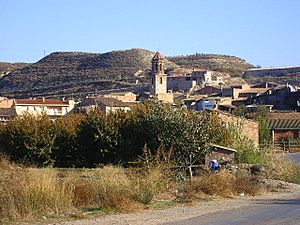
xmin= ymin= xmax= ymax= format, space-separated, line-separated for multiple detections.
xmin=0 ymin=49 xmax=178 ymax=98
xmin=0 ymin=49 xmax=253 ymax=98
xmin=0 ymin=62 xmax=30 ymax=75
xmin=167 ymin=53 xmax=254 ymax=77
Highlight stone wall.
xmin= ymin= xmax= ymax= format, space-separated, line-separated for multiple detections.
xmin=167 ymin=76 xmax=194 ymax=92
xmin=245 ymin=66 xmax=300 ymax=77
xmin=216 ymin=111 xmax=259 ymax=146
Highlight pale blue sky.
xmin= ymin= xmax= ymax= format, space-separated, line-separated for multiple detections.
xmin=1 ymin=0 xmax=299 ymax=67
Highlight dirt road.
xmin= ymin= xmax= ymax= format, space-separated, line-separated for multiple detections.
xmin=43 ymin=182 xmax=300 ymax=225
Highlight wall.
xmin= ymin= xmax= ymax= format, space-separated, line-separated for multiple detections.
xmin=156 ymin=93 xmax=174 ymax=104
xmin=217 ymin=111 xmax=259 ymax=146
xmin=104 ymin=92 xmax=137 ymax=102
xmin=273 ymin=130 xmax=300 ymax=141
xmin=0 ymin=99 xmax=14 ymax=108
xmin=167 ymin=76 xmax=194 ymax=92
xmin=245 ymin=66 xmax=300 ymax=77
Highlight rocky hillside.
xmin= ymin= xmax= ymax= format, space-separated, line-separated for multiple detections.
xmin=0 ymin=62 xmax=29 ymax=75
xmin=0 ymin=49 xmax=178 ymax=98
xmin=0 ymin=49 xmax=254 ymax=98
xmin=168 ymin=53 xmax=254 ymax=77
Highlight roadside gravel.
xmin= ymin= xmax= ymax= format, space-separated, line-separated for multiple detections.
xmin=44 ymin=181 xmax=300 ymax=225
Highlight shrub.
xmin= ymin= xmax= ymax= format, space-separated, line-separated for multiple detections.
xmin=234 ymin=172 xmax=262 ymax=195
xmin=130 ymin=166 xmax=171 ymax=205
xmin=227 ymin=120 xmax=265 ymax=164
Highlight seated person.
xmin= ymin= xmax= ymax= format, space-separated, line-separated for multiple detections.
xmin=210 ymin=159 xmax=221 ymax=173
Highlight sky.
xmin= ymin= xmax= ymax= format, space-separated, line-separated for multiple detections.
xmin=1 ymin=0 xmax=300 ymax=67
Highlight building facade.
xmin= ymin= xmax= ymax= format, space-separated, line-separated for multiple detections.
xmin=13 ymin=99 xmax=75 ymax=118
xmin=149 ymin=52 xmax=218 ymax=97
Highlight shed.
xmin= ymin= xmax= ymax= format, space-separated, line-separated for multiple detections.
xmin=267 ymin=113 xmax=300 ymax=142
xmin=205 ymin=144 xmax=237 ymax=168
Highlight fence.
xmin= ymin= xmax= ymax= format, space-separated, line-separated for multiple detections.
xmin=269 ymin=140 xmax=300 ymax=152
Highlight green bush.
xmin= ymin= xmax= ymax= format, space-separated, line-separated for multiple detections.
xmin=0 ymin=100 xmax=229 ymax=168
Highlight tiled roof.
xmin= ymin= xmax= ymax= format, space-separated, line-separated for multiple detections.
xmin=268 ymin=119 xmax=300 ymax=130
xmin=239 ymin=88 xmax=271 ymax=94
xmin=269 ymin=112 xmax=300 ymax=120
xmin=14 ymin=99 xmax=69 ymax=105
xmin=267 ymin=113 xmax=300 ymax=129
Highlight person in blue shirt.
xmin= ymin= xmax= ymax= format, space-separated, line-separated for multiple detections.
xmin=210 ymin=159 xmax=221 ymax=173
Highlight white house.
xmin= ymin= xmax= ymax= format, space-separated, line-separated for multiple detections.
xmin=13 ymin=98 xmax=75 ymax=118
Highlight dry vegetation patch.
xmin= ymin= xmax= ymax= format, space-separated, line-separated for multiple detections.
xmin=0 ymin=156 xmax=296 ymax=224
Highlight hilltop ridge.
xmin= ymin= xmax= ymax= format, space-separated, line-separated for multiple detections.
xmin=0 ymin=49 xmax=253 ymax=98
xmin=168 ymin=53 xmax=253 ymax=77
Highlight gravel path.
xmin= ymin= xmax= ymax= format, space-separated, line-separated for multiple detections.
xmin=42 ymin=181 xmax=300 ymax=225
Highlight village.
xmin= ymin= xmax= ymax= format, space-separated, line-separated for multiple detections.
xmin=1 ymin=52 xmax=300 ymax=151
xmin=2 ymin=1 xmax=300 ymax=224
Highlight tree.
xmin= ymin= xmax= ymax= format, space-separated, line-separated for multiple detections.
xmin=0 ymin=114 xmax=56 ymax=166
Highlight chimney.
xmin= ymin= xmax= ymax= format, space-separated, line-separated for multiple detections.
xmin=42 ymin=97 xmax=45 ymax=102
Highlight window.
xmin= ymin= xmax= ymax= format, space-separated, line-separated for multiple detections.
xmin=160 ymin=77 xmax=163 ymax=84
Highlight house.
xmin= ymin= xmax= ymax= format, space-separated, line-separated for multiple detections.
xmin=267 ymin=112 xmax=300 ymax=142
xmin=0 ymin=108 xmax=16 ymax=123
xmin=247 ymin=84 xmax=297 ymax=111
xmin=13 ymin=98 xmax=75 ymax=118
xmin=97 ymin=97 xmax=134 ymax=114
xmin=80 ymin=97 xmax=135 ymax=115
xmin=0 ymin=98 xmax=14 ymax=108
xmin=184 ymin=98 xmax=216 ymax=112
xmin=221 ymin=84 xmax=251 ymax=99
xmin=238 ymin=88 xmax=272 ymax=99
xmin=193 ymin=85 xmax=221 ymax=96
xmin=103 ymin=92 xmax=138 ymax=102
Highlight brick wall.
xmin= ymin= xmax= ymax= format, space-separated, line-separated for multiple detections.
xmin=274 ymin=130 xmax=299 ymax=141
xmin=217 ymin=111 xmax=259 ymax=146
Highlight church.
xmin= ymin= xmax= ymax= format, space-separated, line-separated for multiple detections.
xmin=149 ymin=52 xmax=215 ymax=97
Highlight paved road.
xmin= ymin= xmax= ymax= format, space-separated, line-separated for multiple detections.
xmin=286 ymin=152 xmax=300 ymax=165
xmin=163 ymin=195 xmax=300 ymax=225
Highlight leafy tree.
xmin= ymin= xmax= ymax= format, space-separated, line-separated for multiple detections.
xmin=0 ymin=114 xmax=56 ymax=166
xmin=77 ymin=110 xmax=125 ymax=166
xmin=53 ymin=114 xmax=86 ymax=167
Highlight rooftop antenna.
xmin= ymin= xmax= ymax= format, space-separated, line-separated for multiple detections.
xmin=43 ymin=49 xmax=46 ymax=57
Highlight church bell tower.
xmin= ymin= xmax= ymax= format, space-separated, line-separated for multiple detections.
xmin=150 ymin=52 xmax=167 ymax=96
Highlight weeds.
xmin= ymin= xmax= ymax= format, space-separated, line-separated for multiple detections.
xmin=0 ymin=155 xmax=293 ymax=224
xmin=263 ymin=155 xmax=300 ymax=182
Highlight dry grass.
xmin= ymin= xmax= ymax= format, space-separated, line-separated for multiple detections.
xmin=263 ymin=155 xmax=300 ymax=182
xmin=130 ymin=166 xmax=171 ymax=205
xmin=0 ymin=157 xmax=271 ymax=224
xmin=177 ymin=171 xmax=262 ymax=202
xmin=92 ymin=166 xmax=138 ymax=211
xmin=0 ymin=160 xmax=75 ymax=223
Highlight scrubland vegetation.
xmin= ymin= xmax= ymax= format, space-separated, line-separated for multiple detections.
xmin=0 ymin=100 xmax=299 ymax=224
